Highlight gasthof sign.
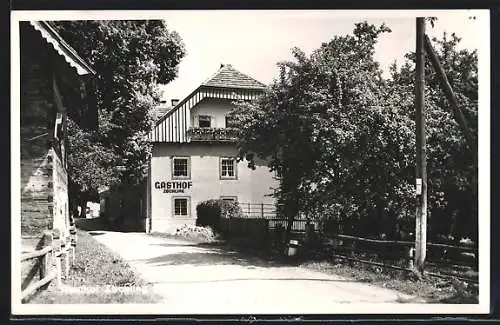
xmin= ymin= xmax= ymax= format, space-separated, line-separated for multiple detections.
xmin=155 ymin=181 xmax=193 ymax=193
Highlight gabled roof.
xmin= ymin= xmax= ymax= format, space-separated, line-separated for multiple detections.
xmin=149 ymin=64 xmax=266 ymax=143
xmin=29 ymin=21 xmax=96 ymax=76
xmin=202 ymin=64 xmax=266 ymax=90
xmin=154 ymin=64 xmax=266 ymax=126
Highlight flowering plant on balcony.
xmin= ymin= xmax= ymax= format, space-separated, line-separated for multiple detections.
xmin=187 ymin=127 xmax=241 ymax=142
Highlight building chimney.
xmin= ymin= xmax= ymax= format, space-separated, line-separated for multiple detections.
xmin=171 ymin=99 xmax=180 ymax=106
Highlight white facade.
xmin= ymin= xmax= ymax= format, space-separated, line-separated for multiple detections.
xmin=150 ymin=142 xmax=278 ymax=233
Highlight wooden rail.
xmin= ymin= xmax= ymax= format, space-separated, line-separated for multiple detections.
xmin=332 ymin=254 xmax=478 ymax=284
xmin=21 ymin=272 xmax=57 ymax=301
xmin=326 ymin=233 xmax=478 ymax=284
xmin=335 ymin=234 xmax=414 ymax=246
xmin=21 ymin=243 xmax=53 ymax=301
xmin=334 ymin=234 xmax=478 ymax=254
xmin=21 ymin=246 xmax=52 ymax=262
xmin=21 ymin=230 xmax=77 ymax=302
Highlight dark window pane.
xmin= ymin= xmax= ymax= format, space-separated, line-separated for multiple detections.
xmin=221 ymin=158 xmax=235 ymax=177
xmin=173 ymin=158 xmax=188 ymax=177
xmin=174 ymin=198 xmax=188 ymax=216
xmin=199 ymin=115 xmax=211 ymax=128
xmin=225 ymin=116 xmax=235 ymax=128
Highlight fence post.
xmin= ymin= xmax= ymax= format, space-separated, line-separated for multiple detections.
xmin=261 ymin=203 xmax=264 ymax=218
xmin=407 ymin=246 xmax=415 ymax=269
xmin=70 ymin=222 xmax=77 ymax=265
xmin=39 ymin=231 xmax=53 ymax=280
xmin=70 ymin=237 xmax=76 ymax=265
xmin=248 ymin=203 xmax=250 ymax=216
xmin=53 ymin=231 xmax=62 ymax=288
xmin=63 ymin=238 xmax=70 ymax=279
xmin=349 ymin=239 xmax=355 ymax=258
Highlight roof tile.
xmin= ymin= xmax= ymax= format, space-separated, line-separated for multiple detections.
xmin=202 ymin=64 xmax=266 ymax=89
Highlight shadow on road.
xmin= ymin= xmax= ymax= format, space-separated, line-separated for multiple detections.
xmin=75 ymin=217 xmax=142 ymax=233
xmin=138 ymin=240 xmax=307 ymax=269
xmin=75 ymin=217 xmax=108 ymax=231
xmin=151 ymin=277 xmax=369 ymax=284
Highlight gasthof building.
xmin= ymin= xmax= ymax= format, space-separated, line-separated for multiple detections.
xmin=145 ymin=64 xmax=279 ymax=233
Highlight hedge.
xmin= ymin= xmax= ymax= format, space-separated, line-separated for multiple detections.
xmin=196 ymin=199 xmax=243 ymax=232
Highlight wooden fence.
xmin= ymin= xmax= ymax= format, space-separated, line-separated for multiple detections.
xmin=231 ymin=203 xmax=478 ymax=283
xmin=219 ymin=217 xmax=270 ymax=248
xmin=237 ymin=202 xmax=320 ymax=232
xmin=20 ymin=227 xmax=77 ymax=302
xmin=238 ymin=202 xmax=277 ymax=218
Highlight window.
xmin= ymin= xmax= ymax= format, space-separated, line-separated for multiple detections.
xmin=198 ymin=115 xmax=211 ymax=128
xmin=173 ymin=197 xmax=190 ymax=217
xmin=225 ymin=115 xmax=235 ymax=128
xmin=172 ymin=157 xmax=190 ymax=179
xmin=220 ymin=157 xmax=237 ymax=179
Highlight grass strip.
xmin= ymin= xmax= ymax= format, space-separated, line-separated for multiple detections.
xmin=28 ymin=229 xmax=161 ymax=304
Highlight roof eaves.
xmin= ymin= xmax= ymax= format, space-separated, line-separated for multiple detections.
xmin=30 ymin=21 xmax=96 ymax=76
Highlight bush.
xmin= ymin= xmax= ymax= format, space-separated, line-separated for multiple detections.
xmin=196 ymin=199 xmax=243 ymax=232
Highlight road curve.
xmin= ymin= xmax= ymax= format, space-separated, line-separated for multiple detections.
xmin=90 ymin=231 xmax=422 ymax=313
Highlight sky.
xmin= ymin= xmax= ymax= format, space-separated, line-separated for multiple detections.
xmin=157 ymin=10 xmax=485 ymax=105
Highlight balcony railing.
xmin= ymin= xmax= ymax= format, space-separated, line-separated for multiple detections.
xmin=187 ymin=127 xmax=240 ymax=142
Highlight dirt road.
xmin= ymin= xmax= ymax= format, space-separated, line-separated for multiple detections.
xmin=90 ymin=230 xmax=422 ymax=313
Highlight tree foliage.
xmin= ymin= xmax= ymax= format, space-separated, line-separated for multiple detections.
xmin=230 ymin=21 xmax=477 ymax=242
xmin=390 ymin=32 xmax=478 ymax=241
xmin=53 ymin=20 xmax=186 ymax=197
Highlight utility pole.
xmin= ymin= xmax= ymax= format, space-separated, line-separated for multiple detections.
xmin=415 ymin=17 xmax=427 ymax=274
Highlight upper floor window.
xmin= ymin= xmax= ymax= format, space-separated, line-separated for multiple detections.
xmin=198 ymin=115 xmax=211 ymax=128
xmin=225 ymin=115 xmax=236 ymax=128
xmin=220 ymin=157 xmax=237 ymax=179
xmin=172 ymin=157 xmax=190 ymax=179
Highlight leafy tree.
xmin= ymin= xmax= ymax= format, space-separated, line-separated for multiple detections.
xmin=53 ymin=20 xmax=186 ymax=211
xmin=390 ymin=32 xmax=478 ymax=242
xmin=230 ymin=22 xmax=397 ymax=239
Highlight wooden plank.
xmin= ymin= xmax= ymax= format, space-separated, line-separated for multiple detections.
xmin=335 ymin=234 xmax=477 ymax=253
xmin=335 ymin=234 xmax=414 ymax=247
xmin=21 ymin=271 xmax=56 ymax=301
xmin=332 ymin=254 xmax=412 ymax=272
xmin=21 ymin=246 xmax=52 ymax=262
xmin=425 ymin=270 xmax=478 ymax=284
xmin=427 ymin=242 xmax=477 ymax=253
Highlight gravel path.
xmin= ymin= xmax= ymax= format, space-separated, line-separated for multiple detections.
xmin=91 ymin=231 xmax=423 ymax=313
